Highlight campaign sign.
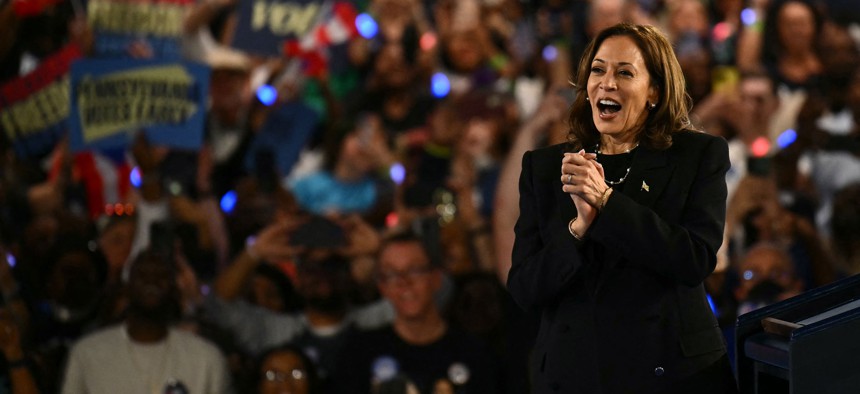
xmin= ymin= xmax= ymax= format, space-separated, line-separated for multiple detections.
xmin=68 ymin=60 xmax=210 ymax=151
xmin=232 ymin=0 xmax=322 ymax=56
xmin=87 ymin=0 xmax=193 ymax=59
xmin=0 ymin=44 xmax=81 ymax=158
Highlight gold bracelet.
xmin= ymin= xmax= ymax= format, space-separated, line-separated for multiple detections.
xmin=568 ymin=217 xmax=584 ymax=241
xmin=598 ymin=187 xmax=613 ymax=211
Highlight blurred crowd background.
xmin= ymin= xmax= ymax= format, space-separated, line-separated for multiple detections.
xmin=0 ymin=0 xmax=859 ymax=392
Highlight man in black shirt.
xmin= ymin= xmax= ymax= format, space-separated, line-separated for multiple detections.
xmin=334 ymin=231 xmax=498 ymax=393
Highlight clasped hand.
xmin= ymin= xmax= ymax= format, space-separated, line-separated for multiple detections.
xmin=561 ymin=149 xmax=608 ymax=223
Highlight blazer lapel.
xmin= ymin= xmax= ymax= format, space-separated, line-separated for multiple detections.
xmin=620 ymin=146 xmax=674 ymax=209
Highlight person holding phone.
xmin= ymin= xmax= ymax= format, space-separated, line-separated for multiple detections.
xmin=507 ymin=23 xmax=737 ymax=393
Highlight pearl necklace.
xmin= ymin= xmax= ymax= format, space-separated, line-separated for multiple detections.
xmin=594 ymin=142 xmax=638 ymax=186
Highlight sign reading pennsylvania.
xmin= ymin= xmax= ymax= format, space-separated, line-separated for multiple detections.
xmin=88 ymin=0 xmax=193 ymax=59
xmin=0 ymin=44 xmax=81 ymax=158
xmin=69 ymin=60 xmax=210 ymax=151
xmin=232 ymin=0 xmax=322 ymax=56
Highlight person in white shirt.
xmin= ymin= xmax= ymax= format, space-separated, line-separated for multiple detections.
xmin=62 ymin=249 xmax=231 ymax=394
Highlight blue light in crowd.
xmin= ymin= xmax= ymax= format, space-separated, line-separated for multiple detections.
xmin=431 ymin=72 xmax=450 ymax=98
xmin=542 ymin=45 xmax=558 ymax=62
xmin=256 ymin=84 xmax=277 ymax=106
xmin=5 ymin=253 xmax=15 ymax=268
xmin=356 ymin=13 xmax=378 ymax=39
xmin=220 ymin=190 xmax=237 ymax=214
xmin=706 ymin=293 xmax=719 ymax=317
xmin=777 ymin=129 xmax=797 ymax=149
xmin=741 ymin=8 xmax=757 ymax=26
xmin=389 ymin=162 xmax=405 ymax=185
xmin=130 ymin=166 xmax=142 ymax=188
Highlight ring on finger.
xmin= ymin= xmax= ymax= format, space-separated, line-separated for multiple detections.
xmin=567 ymin=174 xmax=573 ymax=184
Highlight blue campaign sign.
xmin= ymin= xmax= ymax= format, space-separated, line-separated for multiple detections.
xmin=231 ymin=0 xmax=323 ymax=57
xmin=68 ymin=59 xmax=211 ymax=152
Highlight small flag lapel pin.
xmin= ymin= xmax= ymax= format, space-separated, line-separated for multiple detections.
xmin=641 ymin=181 xmax=650 ymax=192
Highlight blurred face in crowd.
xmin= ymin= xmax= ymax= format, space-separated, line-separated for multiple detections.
xmin=429 ymin=104 xmax=463 ymax=146
xmin=296 ymin=255 xmax=352 ymax=314
xmin=668 ymin=0 xmax=708 ymax=39
xmin=586 ymin=35 xmax=658 ymax=139
xmin=339 ymin=131 xmax=376 ymax=175
xmin=776 ymin=1 xmax=817 ymax=55
xmin=738 ymin=75 xmax=778 ymax=132
xmin=127 ymin=253 xmax=178 ymax=322
xmin=373 ymin=43 xmax=414 ymax=90
xmin=98 ymin=217 xmax=135 ymax=278
xmin=819 ymin=23 xmax=860 ymax=80
xmin=735 ymin=244 xmax=800 ymax=301
xmin=259 ymin=349 xmax=310 ymax=394
xmin=444 ymin=27 xmax=485 ymax=73
xmin=377 ymin=240 xmax=441 ymax=320
xmin=588 ymin=0 xmax=626 ymax=37
xmin=209 ymin=69 xmax=251 ymax=124
xmin=250 ymin=274 xmax=286 ymax=313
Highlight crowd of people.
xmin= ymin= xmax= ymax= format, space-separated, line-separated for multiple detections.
xmin=0 ymin=0 xmax=858 ymax=392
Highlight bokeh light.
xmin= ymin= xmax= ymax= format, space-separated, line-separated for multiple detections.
xmin=256 ymin=84 xmax=278 ymax=106
xmin=389 ymin=162 xmax=405 ymax=185
xmin=130 ymin=166 xmax=142 ymax=188
xmin=220 ymin=190 xmax=238 ymax=214
xmin=751 ymin=136 xmax=770 ymax=157
xmin=356 ymin=13 xmax=378 ymax=39
xmin=777 ymin=129 xmax=797 ymax=149
xmin=420 ymin=32 xmax=437 ymax=51
xmin=741 ymin=8 xmax=757 ymax=26
xmin=542 ymin=45 xmax=558 ymax=62
xmin=431 ymin=72 xmax=450 ymax=98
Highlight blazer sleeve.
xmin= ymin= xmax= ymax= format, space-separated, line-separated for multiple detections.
xmin=507 ymin=150 xmax=587 ymax=311
xmin=588 ymin=135 xmax=729 ymax=287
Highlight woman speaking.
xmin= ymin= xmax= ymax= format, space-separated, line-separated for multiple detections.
xmin=507 ymin=23 xmax=738 ymax=394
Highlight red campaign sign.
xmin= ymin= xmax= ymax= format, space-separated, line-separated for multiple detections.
xmin=12 ymin=0 xmax=65 ymax=17
xmin=0 ymin=44 xmax=81 ymax=106
xmin=0 ymin=44 xmax=81 ymax=158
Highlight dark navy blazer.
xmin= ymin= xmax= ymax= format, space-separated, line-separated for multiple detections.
xmin=508 ymin=130 xmax=730 ymax=394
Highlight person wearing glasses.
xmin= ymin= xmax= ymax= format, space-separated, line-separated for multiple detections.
xmin=507 ymin=23 xmax=738 ymax=393
xmin=255 ymin=344 xmax=320 ymax=394
xmin=334 ymin=230 xmax=499 ymax=393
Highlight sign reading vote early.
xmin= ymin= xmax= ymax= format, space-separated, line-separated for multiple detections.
xmin=232 ymin=0 xmax=322 ymax=57
xmin=68 ymin=60 xmax=210 ymax=151
xmin=0 ymin=44 xmax=81 ymax=158
xmin=87 ymin=0 xmax=193 ymax=59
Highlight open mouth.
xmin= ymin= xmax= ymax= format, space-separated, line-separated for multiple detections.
xmin=597 ymin=99 xmax=622 ymax=115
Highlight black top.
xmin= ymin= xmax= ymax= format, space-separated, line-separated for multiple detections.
xmin=333 ymin=325 xmax=499 ymax=394
xmin=594 ymin=148 xmax=637 ymax=189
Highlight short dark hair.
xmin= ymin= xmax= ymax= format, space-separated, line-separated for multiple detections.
xmin=378 ymin=227 xmax=442 ymax=269
xmin=567 ymin=23 xmax=694 ymax=151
